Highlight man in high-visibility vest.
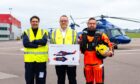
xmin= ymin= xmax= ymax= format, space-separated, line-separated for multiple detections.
xmin=79 ymin=17 xmax=113 ymax=84
xmin=51 ymin=15 xmax=77 ymax=84
xmin=22 ymin=16 xmax=48 ymax=84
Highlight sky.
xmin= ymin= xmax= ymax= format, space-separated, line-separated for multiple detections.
xmin=0 ymin=0 xmax=140 ymax=31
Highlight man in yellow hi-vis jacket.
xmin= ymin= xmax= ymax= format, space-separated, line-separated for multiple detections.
xmin=22 ymin=16 xmax=48 ymax=84
xmin=51 ymin=15 xmax=77 ymax=84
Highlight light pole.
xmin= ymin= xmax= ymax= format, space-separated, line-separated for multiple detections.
xmin=9 ymin=8 xmax=12 ymax=15
xmin=9 ymin=8 xmax=13 ymax=39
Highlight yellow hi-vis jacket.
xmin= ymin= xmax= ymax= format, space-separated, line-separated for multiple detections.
xmin=51 ymin=28 xmax=77 ymax=44
xmin=24 ymin=28 xmax=48 ymax=62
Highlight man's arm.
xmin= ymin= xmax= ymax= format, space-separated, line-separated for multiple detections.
xmin=101 ymin=33 xmax=114 ymax=56
xmin=102 ymin=33 xmax=113 ymax=50
xmin=74 ymin=30 xmax=78 ymax=44
xmin=23 ymin=32 xmax=38 ymax=48
xmin=32 ymin=33 xmax=48 ymax=46
xmin=50 ymin=30 xmax=55 ymax=44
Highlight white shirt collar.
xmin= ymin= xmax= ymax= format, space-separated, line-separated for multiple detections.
xmin=60 ymin=27 xmax=68 ymax=38
xmin=60 ymin=27 xmax=67 ymax=32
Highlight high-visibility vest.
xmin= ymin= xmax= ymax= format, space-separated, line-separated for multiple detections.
xmin=51 ymin=28 xmax=77 ymax=44
xmin=24 ymin=28 xmax=48 ymax=62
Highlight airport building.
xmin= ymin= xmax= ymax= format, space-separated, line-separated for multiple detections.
xmin=0 ymin=14 xmax=21 ymax=40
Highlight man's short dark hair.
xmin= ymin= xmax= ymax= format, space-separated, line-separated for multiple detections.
xmin=60 ymin=15 xmax=68 ymax=20
xmin=30 ymin=16 xmax=40 ymax=22
xmin=88 ymin=17 xmax=96 ymax=21
xmin=60 ymin=15 xmax=68 ymax=18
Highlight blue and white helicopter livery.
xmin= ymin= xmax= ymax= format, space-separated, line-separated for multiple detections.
xmin=70 ymin=15 xmax=140 ymax=49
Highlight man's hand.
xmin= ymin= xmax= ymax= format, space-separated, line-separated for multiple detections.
xmin=103 ymin=50 xmax=113 ymax=57
xmin=38 ymin=45 xmax=42 ymax=47
xmin=77 ymin=39 xmax=82 ymax=44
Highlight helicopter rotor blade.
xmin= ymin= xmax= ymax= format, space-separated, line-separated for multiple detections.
xmin=108 ymin=16 xmax=140 ymax=23
xmin=75 ymin=24 xmax=80 ymax=27
xmin=71 ymin=15 xmax=140 ymax=24
xmin=101 ymin=15 xmax=140 ymax=23
xmin=70 ymin=15 xmax=80 ymax=27
xmin=70 ymin=15 xmax=75 ymax=23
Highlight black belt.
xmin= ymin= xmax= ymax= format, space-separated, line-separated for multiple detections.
xmin=85 ymin=64 xmax=98 ymax=66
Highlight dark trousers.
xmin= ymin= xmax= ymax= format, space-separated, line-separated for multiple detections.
xmin=25 ymin=62 xmax=46 ymax=84
xmin=55 ymin=65 xmax=77 ymax=84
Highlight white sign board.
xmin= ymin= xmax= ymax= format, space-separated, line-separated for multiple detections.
xmin=49 ymin=44 xmax=80 ymax=65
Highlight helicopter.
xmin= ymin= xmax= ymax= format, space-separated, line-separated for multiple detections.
xmin=69 ymin=15 xmax=140 ymax=49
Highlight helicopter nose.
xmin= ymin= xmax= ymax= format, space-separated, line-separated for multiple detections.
xmin=115 ymin=35 xmax=131 ymax=44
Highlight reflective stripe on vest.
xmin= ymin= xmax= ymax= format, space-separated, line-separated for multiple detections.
xmin=24 ymin=52 xmax=48 ymax=54
xmin=54 ymin=29 xmax=56 ymax=44
xmin=72 ymin=30 xmax=75 ymax=44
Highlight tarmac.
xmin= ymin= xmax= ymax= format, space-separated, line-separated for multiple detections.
xmin=0 ymin=38 xmax=140 ymax=84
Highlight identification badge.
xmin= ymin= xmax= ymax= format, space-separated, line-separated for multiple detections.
xmin=39 ymin=72 xmax=44 ymax=78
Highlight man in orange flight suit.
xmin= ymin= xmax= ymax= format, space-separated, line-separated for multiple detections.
xmin=79 ymin=17 xmax=113 ymax=84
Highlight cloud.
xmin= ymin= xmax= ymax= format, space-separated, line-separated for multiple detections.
xmin=0 ymin=0 xmax=140 ymax=31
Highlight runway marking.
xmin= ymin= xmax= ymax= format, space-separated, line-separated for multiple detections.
xmin=116 ymin=53 xmax=140 ymax=55
xmin=115 ymin=49 xmax=140 ymax=54
xmin=0 ymin=47 xmax=21 ymax=50
xmin=0 ymin=72 xmax=18 ymax=79
xmin=0 ymin=53 xmax=22 ymax=56
xmin=116 ymin=49 xmax=140 ymax=52
xmin=20 ymin=48 xmax=24 ymax=51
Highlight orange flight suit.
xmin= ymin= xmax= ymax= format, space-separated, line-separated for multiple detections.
xmin=80 ymin=32 xmax=112 ymax=84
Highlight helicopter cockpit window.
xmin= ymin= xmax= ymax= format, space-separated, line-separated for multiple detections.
xmin=97 ymin=29 xmax=106 ymax=33
xmin=111 ymin=29 xmax=122 ymax=37
xmin=121 ymin=29 xmax=126 ymax=35
xmin=97 ymin=21 xmax=103 ymax=25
